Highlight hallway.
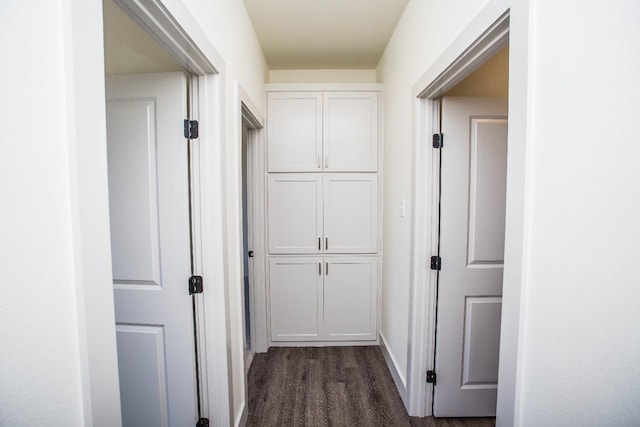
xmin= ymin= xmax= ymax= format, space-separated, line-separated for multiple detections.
xmin=247 ymin=347 xmax=495 ymax=426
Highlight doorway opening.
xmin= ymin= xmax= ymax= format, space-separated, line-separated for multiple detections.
xmin=405 ymin=7 xmax=519 ymax=419
xmin=102 ymin=0 xmax=228 ymax=424
xmin=431 ymin=45 xmax=509 ymax=416
xmin=241 ymin=119 xmax=256 ymax=373
xmin=237 ymin=90 xmax=268 ymax=369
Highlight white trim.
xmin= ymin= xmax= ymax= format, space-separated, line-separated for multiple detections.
xmin=196 ymin=72 xmax=234 ymax=427
xmin=269 ymin=340 xmax=379 ymax=347
xmin=406 ymin=0 xmax=531 ymax=421
xmin=63 ymin=0 xmax=122 ymax=424
xmin=380 ymin=332 xmax=407 ymax=405
xmin=235 ymin=82 xmax=267 ymax=427
xmin=111 ymin=0 xmax=222 ymax=75
xmin=265 ymin=83 xmax=383 ymax=92
xmin=235 ymin=82 xmax=267 ymax=351
xmin=236 ymin=402 xmax=248 ymax=427
xmin=411 ymin=0 xmax=510 ymax=98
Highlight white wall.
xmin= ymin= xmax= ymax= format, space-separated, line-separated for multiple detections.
xmin=0 ymin=0 xmax=121 ymax=425
xmin=177 ymin=1 xmax=268 ymax=424
xmin=517 ymin=1 xmax=640 ymax=424
xmin=269 ymin=69 xmax=377 ymax=83
xmin=375 ymin=0 xmax=491 ymax=390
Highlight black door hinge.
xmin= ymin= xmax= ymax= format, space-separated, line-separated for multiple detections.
xmin=426 ymin=370 xmax=437 ymax=385
xmin=430 ymin=256 xmax=441 ymax=271
xmin=189 ymin=275 xmax=204 ymax=294
xmin=184 ymin=119 xmax=199 ymax=139
xmin=248 ymin=250 xmax=254 ymax=258
xmin=432 ymin=133 xmax=444 ymax=148
xmin=196 ymin=418 xmax=209 ymax=427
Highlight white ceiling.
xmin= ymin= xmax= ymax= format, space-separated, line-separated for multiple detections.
xmin=243 ymin=0 xmax=409 ymax=69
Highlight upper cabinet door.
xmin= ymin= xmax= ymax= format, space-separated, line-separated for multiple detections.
xmin=324 ymin=174 xmax=378 ymax=253
xmin=323 ymin=92 xmax=378 ymax=172
xmin=268 ymin=174 xmax=323 ymax=254
xmin=267 ymin=92 xmax=322 ymax=172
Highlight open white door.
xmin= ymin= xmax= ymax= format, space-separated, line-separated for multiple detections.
xmin=433 ymin=97 xmax=508 ymax=417
xmin=106 ymin=72 xmax=197 ymax=426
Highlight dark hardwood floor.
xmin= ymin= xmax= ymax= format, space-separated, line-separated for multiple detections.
xmin=247 ymin=346 xmax=495 ymax=427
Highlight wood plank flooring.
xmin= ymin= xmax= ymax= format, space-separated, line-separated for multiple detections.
xmin=247 ymin=346 xmax=495 ymax=427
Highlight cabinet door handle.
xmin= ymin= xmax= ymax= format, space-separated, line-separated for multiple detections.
xmin=318 ymin=237 xmax=321 ymax=250
xmin=317 ymin=155 xmax=321 ymax=169
xmin=324 ymin=154 xmax=328 ymax=168
xmin=319 ymin=262 xmax=322 ymax=276
xmin=326 ymin=262 xmax=329 ymax=276
xmin=325 ymin=237 xmax=328 ymax=250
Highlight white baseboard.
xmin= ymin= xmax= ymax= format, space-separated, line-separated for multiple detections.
xmin=379 ymin=332 xmax=407 ymax=406
xmin=235 ymin=401 xmax=247 ymax=427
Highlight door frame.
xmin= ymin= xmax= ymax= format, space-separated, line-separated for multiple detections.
xmin=236 ymin=83 xmax=267 ymax=356
xmin=234 ymin=82 xmax=267 ymax=425
xmin=110 ymin=2 xmax=231 ymax=424
xmin=406 ymin=0 xmax=533 ymax=422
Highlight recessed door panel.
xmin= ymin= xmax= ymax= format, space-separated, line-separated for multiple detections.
xmin=116 ymin=324 xmax=169 ymax=427
xmin=468 ymin=118 xmax=508 ymax=266
xmin=107 ymin=100 xmax=161 ymax=288
xmin=462 ymin=297 xmax=502 ymax=387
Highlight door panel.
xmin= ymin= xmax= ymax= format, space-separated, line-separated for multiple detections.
xmin=106 ymin=72 xmax=196 ymax=426
xmin=267 ymin=92 xmax=322 ymax=172
xmin=323 ymin=92 xmax=378 ymax=172
xmin=323 ymin=257 xmax=377 ymax=341
xmin=323 ymin=174 xmax=378 ymax=253
xmin=462 ymin=297 xmax=502 ymax=387
xmin=269 ymin=257 xmax=323 ymax=341
xmin=268 ymin=174 xmax=323 ymax=254
xmin=107 ymin=99 xmax=161 ymax=287
xmin=433 ymin=97 xmax=508 ymax=417
xmin=467 ymin=118 xmax=508 ymax=266
xmin=115 ymin=325 xmax=169 ymax=427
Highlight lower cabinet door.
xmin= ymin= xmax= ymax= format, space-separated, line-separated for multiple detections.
xmin=323 ymin=257 xmax=378 ymax=341
xmin=269 ymin=257 xmax=323 ymax=341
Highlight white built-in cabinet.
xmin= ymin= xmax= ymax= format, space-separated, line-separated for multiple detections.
xmin=267 ymin=91 xmax=378 ymax=172
xmin=269 ymin=257 xmax=378 ymax=342
xmin=268 ymin=173 xmax=378 ymax=254
xmin=266 ymin=85 xmax=381 ymax=345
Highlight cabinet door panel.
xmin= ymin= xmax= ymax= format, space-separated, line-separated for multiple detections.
xmin=269 ymin=257 xmax=323 ymax=341
xmin=324 ymin=257 xmax=377 ymax=341
xmin=324 ymin=174 xmax=378 ymax=253
xmin=268 ymin=92 xmax=322 ymax=172
xmin=268 ymin=174 xmax=323 ymax=254
xmin=323 ymin=92 xmax=378 ymax=172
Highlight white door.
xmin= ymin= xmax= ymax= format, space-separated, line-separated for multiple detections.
xmin=106 ymin=72 xmax=197 ymax=427
xmin=268 ymin=173 xmax=323 ymax=254
xmin=267 ymin=92 xmax=322 ymax=172
xmin=323 ymin=92 xmax=378 ymax=172
xmin=323 ymin=257 xmax=378 ymax=341
xmin=269 ymin=257 xmax=323 ymax=341
xmin=324 ymin=174 xmax=378 ymax=253
xmin=433 ymin=97 xmax=508 ymax=417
